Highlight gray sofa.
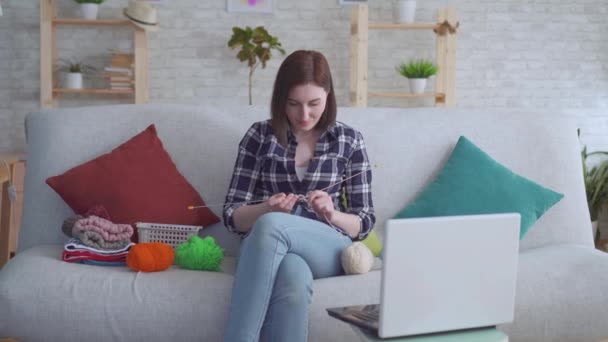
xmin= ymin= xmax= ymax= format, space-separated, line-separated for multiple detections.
xmin=1 ymin=104 xmax=608 ymax=342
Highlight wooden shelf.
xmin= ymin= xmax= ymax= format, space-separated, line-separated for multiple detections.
xmin=349 ymin=5 xmax=457 ymax=107
xmin=369 ymin=23 xmax=437 ymax=30
xmin=53 ymin=18 xmax=133 ymax=26
xmin=368 ymin=92 xmax=445 ymax=100
xmin=40 ymin=0 xmax=149 ymax=108
xmin=53 ymin=88 xmax=134 ymax=95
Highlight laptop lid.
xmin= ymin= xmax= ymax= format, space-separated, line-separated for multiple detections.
xmin=379 ymin=213 xmax=520 ymax=338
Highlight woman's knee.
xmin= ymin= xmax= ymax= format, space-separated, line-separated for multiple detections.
xmin=274 ymin=254 xmax=313 ymax=306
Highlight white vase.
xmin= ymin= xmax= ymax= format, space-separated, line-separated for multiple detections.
xmin=80 ymin=3 xmax=99 ymax=20
xmin=408 ymin=78 xmax=427 ymax=94
xmin=397 ymin=0 xmax=417 ymax=23
xmin=65 ymin=72 xmax=83 ymax=89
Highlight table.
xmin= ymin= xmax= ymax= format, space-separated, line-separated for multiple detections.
xmin=351 ymin=326 xmax=508 ymax=342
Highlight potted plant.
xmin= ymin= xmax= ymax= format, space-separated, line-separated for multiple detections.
xmin=396 ymin=0 xmax=417 ymax=23
xmin=56 ymin=59 xmax=97 ymax=89
xmin=73 ymin=0 xmax=105 ymax=20
xmin=227 ymin=26 xmax=285 ymax=105
xmin=395 ymin=59 xmax=438 ymax=94
xmin=580 ymin=131 xmax=608 ymax=242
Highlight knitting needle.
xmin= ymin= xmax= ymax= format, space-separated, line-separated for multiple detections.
xmin=187 ymin=165 xmax=376 ymax=210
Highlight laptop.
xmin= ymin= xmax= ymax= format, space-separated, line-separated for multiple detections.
xmin=327 ymin=213 xmax=521 ymax=339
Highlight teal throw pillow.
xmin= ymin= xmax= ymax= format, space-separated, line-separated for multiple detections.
xmin=394 ymin=136 xmax=564 ymax=238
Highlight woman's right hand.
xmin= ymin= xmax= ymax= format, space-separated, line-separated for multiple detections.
xmin=267 ymin=193 xmax=299 ymax=213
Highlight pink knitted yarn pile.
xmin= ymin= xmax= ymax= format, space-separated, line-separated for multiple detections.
xmin=73 ymin=215 xmax=134 ymax=241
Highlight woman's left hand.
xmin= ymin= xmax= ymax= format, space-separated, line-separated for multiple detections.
xmin=307 ymin=190 xmax=336 ymax=222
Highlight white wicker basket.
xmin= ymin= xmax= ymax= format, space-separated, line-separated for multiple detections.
xmin=136 ymin=222 xmax=202 ymax=248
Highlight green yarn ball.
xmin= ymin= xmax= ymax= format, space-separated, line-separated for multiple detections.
xmin=175 ymin=236 xmax=224 ymax=272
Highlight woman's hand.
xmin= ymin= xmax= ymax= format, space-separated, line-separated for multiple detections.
xmin=267 ymin=193 xmax=299 ymax=213
xmin=307 ymin=190 xmax=336 ymax=221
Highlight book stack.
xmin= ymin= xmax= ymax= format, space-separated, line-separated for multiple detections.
xmin=104 ymin=50 xmax=134 ymax=90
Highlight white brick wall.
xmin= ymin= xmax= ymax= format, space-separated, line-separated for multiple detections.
xmin=1 ymin=0 xmax=607 ymax=233
xmin=1 ymin=0 xmax=607 ymax=144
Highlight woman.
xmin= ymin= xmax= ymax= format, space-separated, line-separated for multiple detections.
xmin=223 ymin=50 xmax=375 ymax=342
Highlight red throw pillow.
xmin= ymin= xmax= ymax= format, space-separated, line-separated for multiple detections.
xmin=46 ymin=124 xmax=220 ymax=241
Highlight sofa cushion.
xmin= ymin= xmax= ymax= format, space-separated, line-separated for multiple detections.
xmin=0 ymin=245 xmax=381 ymax=342
xmin=362 ymin=231 xmax=383 ymax=257
xmin=500 ymin=245 xmax=608 ymax=341
xmin=46 ymin=124 xmax=220 ymax=240
xmin=0 ymin=245 xmax=235 ymax=342
xmin=394 ymin=136 xmax=564 ymax=238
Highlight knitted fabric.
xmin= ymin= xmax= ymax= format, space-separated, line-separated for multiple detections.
xmin=175 ymin=236 xmax=224 ymax=272
xmin=73 ymin=230 xmax=132 ymax=250
xmin=62 ymin=215 xmax=84 ymax=238
xmin=73 ymin=215 xmax=134 ymax=241
xmin=61 ymin=204 xmax=112 ymax=239
xmin=126 ymin=242 xmax=174 ymax=272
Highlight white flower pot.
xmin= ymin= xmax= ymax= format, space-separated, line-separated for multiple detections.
xmin=408 ymin=78 xmax=427 ymax=94
xmin=64 ymin=72 xmax=83 ymax=89
xmin=397 ymin=0 xmax=416 ymax=23
xmin=80 ymin=3 xmax=99 ymax=20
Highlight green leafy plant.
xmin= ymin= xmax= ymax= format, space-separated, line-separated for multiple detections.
xmin=55 ymin=58 xmax=97 ymax=76
xmin=228 ymin=26 xmax=285 ymax=105
xmin=73 ymin=0 xmax=105 ymax=4
xmin=396 ymin=59 xmax=438 ymax=79
xmin=580 ymin=130 xmax=608 ymax=229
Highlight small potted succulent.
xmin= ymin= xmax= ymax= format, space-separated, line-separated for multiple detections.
xmin=56 ymin=59 xmax=97 ymax=89
xmin=73 ymin=0 xmax=105 ymax=20
xmin=396 ymin=59 xmax=438 ymax=94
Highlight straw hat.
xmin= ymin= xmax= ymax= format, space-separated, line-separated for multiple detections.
xmin=123 ymin=1 xmax=159 ymax=32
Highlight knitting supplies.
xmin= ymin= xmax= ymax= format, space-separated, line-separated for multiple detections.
xmin=136 ymin=222 xmax=202 ymax=248
xmin=341 ymin=241 xmax=374 ymax=275
xmin=126 ymin=242 xmax=174 ymax=272
xmin=62 ymin=215 xmax=84 ymax=238
xmin=186 ymin=165 xmax=378 ymax=210
xmin=175 ymin=236 xmax=224 ymax=272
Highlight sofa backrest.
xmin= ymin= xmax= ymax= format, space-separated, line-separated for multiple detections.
xmin=19 ymin=104 xmax=592 ymax=256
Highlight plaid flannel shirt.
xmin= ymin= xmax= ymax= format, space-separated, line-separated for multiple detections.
xmin=223 ymin=120 xmax=375 ymax=241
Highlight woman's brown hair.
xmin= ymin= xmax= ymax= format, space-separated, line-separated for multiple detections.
xmin=270 ymin=50 xmax=337 ymax=146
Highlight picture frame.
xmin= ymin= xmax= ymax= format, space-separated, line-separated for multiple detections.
xmin=227 ymin=0 xmax=274 ymax=13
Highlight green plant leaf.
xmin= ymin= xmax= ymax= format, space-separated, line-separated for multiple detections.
xmin=396 ymin=59 xmax=438 ymax=78
xmin=580 ymin=134 xmax=608 ymax=220
xmin=227 ymin=25 xmax=286 ymax=104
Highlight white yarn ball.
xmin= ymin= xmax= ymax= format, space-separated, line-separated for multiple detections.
xmin=341 ymin=241 xmax=374 ymax=275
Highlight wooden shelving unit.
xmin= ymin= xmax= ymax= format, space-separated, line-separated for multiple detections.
xmin=40 ymin=0 xmax=149 ymax=109
xmin=350 ymin=5 xmax=458 ymax=107
xmin=53 ymin=88 xmax=134 ymax=95
xmin=53 ymin=18 xmax=133 ymax=26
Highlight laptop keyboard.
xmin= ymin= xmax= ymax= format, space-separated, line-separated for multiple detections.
xmin=350 ymin=308 xmax=379 ymax=322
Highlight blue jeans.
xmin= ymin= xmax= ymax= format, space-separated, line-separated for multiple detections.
xmin=223 ymin=212 xmax=353 ymax=342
